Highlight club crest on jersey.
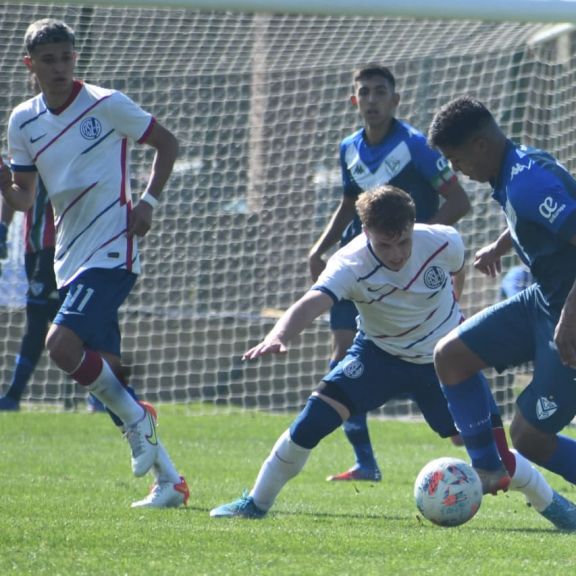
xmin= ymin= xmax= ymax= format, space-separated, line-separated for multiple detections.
xmin=536 ymin=396 xmax=557 ymax=420
xmin=79 ymin=117 xmax=103 ymax=140
xmin=423 ymin=266 xmax=446 ymax=290
xmin=342 ymin=358 xmax=364 ymax=379
xmin=29 ymin=281 xmax=45 ymax=297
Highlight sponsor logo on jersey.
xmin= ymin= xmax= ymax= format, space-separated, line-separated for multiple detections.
xmin=536 ymin=396 xmax=558 ymax=420
xmin=423 ymin=266 xmax=446 ymax=290
xmin=538 ymin=196 xmax=566 ymax=224
xmin=510 ymin=160 xmax=533 ymax=180
xmin=342 ymin=358 xmax=364 ymax=379
xmin=29 ymin=281 xmax=45 ymax=296
xmin=79 ymin=117 xmax=103 ymax=140
xmin=29 ymin=133 xmax=47 ymax=144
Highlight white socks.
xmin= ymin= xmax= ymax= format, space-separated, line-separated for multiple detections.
xmin=250 ymin=429 xmax=311 ymax=511
xmin=509 ymin=448 xmax=554 ymax=512
xmin=86 ymin=359 xmax=143 ymax=426
xmin=152 ymin=440 xmax=181 ymax=484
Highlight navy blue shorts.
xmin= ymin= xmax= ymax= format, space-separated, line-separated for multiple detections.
xmin=329 ymin=298 xmax=358 ymax=331
xmin=458 ymin=284 xmax=576 ymax=434
xmin=54 ymin=268 xmax=137 ymax=356
xmin=322 ymin=334 xmax=457 ymax=438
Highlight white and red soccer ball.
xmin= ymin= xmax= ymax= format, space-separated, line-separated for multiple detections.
xmin=414 ymin=457 xmax=482 ymax=527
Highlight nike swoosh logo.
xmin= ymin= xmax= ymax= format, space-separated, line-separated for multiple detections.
xmin=30 ymin=134 xmax=47 ymax=143
xmin=144 ymin=410 xmax=158 ymax=446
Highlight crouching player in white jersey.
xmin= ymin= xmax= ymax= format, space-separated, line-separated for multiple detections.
xmin=0 ymin=18 xmax=188 ymax=508
xmin=210 ymin=185 xmax=576 ymax=529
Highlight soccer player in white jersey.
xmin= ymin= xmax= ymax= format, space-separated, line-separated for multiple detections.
xmin=210 ymin=185 xmax=576 ymax=530
xmin=309 ymin=64 xmax=470 ymax=482
xmin=0 ymin=19 xmax=188 ymax=508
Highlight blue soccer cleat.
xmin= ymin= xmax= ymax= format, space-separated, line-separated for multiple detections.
xmin=539 ymin=491 xmax=576 ymax=531
xmin=210 ymin=491 xmax=267 ymax=519
xmin=0 ymin=396 xmax=19 ymax=411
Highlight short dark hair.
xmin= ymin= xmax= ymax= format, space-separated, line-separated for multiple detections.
xmin=352 ymin=64 xmax=396 ymax=91
xmin=356 ymin=185 xmax=415 ymax=236
xmin=25 ymin=18 xmax=75 ymax=54
xmin=428 ymin=96 xmax=494 ymax=149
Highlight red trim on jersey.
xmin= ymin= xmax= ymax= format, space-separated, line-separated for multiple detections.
xmin=49 ymin=80 xmax=84 ymax=115
xmin=119 ymin=137 xmax=133 ymax=271
xmin=437 ymin=173 xmax=459 ymax=194
xmin=75 ymin=228 xmax=129 ymax=270
xmin=373 ymin=307 xmax=438 ymax=339
xmin=137 ymin=117 xmax=156 ymax=144
xmin=403 ymin=241 xmax=449 ymax=290
xmin=33 ymin=93 xmax=113 ymax=162
xmin=119 ymin=139 xmax=128 ymax=205
xmin=54 ymin=182 xmax=98 ymax=228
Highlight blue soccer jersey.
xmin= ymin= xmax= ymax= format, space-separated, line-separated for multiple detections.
xmin=492 ymin=141 xmax=576 ymax=314
xmin=339 ymin=119 xmax=456 ymax=243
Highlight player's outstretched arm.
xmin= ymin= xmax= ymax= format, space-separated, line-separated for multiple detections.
xmin=243 ymin=290 xmax=333 ymax=360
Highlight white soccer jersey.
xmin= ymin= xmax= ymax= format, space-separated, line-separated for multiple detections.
xmin=314 ymin=224 xmax=465 ymax=363
xmin=8 ymin=81 xmax=154 ymax=288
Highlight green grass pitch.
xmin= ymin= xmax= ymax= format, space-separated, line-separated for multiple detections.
xmin=1 ymin=406 xmax=575 ymax=575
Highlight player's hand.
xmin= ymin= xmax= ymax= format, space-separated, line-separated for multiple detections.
xmin=554 ymin=298 xmax=576 ymax=368
xmin=308 ymin=252 xmax=326 ymax=282
xmin=0 ymin=222 xmax=8 ymax=260
xmin=473 ymin=242 xmax=502 ymax=278
xmin=0 ymin=156 xmax=14 ymax=194
xmin=127 ymin=200 xmax=153 ymax=238
xmin=242 ymin=336 xmax=288 ymax=360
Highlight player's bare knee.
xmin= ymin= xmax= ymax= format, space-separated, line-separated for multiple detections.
xmin=45 ymin=326 xmax=83 ymax=372
xmin=433 ymin=333 xmax=459 ymax=382
xmin=510 ymin=414 xmax=554 ymax=464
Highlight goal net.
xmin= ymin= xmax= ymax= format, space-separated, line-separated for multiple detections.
xmin=1 ymin=3 xmax=575 ymax=419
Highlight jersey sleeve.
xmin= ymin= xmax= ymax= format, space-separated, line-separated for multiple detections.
xmin=312 ymin=252 xmax=357 ymax=302
xmin=409 ymin=132 xmax=457 ymax=193
xmin=339 ymin=139 xmax=361 ymax=198
xmin=433 ymin=224 xmax=465 ymax=273
xmin=511 ymin=165 xmax=576 ymax=241
xmin=105 ymin=91 xmax=154 ymax=143
xmin=7 ymin=109 xmax=36 ymax=171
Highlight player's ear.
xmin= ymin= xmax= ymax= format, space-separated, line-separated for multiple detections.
xmin=350 ymin=94 xmax=358 ymax=107
xmin=393 ymin=92 xmax=400 ymax=108
xmin=23 ymin=54 xmax=33 ymax=72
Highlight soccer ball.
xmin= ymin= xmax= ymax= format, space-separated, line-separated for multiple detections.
xmin=414 ymin=457 xmax=482 ymax=527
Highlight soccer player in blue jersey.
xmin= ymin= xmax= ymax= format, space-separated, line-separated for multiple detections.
xmin=0 ymin=19 xmax=188 ymax=508
xmin=308 ymin=64 xmax=470 ymax=481
xmin=210 ymin=185 xmax=576 ymax=528
xmin=428 ymin=96 xmax=576 ymax=521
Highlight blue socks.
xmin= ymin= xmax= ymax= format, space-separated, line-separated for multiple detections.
xmin=441 ymin=373 xmax=502 ymax=470
xmin=343 ymin=413 xmax=378 ymax=469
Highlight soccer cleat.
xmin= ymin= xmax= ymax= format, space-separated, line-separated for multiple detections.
xmin=131 ymin=476 xmax=190 ymax=509
xmin=539 ymin=491 xmax=576 ymax=531
xmin=474 ymin=465 xmax=511 ymax=495
xmin=210 ymin=491 xmax=267 ymax=519
xmin=124 ymin=408 xmax=159 ymax=477
xmin=138 ymin=400 xmax=158 ymax=424
xmin=0 ymin=396 xmax=19 ymax=411
xmin=326 ymin=465 xmax=382 ymax=482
